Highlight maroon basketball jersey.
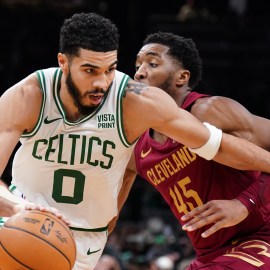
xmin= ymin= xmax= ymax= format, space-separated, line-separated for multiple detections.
xmin=135 ymin=92 xmax=270 ymax=260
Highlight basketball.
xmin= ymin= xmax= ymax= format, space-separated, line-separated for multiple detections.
xmin=0 ymin=210 xmax=76 ymax=270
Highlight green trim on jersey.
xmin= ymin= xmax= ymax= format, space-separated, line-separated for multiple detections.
xmin=52 ymin=67 xmax=61 ymax=108
xmin=9 ymin=184 xmax=17 ymax=192
xmin=0 ymin=217 xmax=7 ymax=228
xmin=52 ymin=68 xmax=62 ymax=118
xmin=21 ymin=70 xmax=46 ymax=138
xmin=116 ymin=75 xmax=133 ymax=147
xmin=70 ymin=225 xmax=108 ymax=232
xmin=53 ymin=68 xmax=107 ymax=126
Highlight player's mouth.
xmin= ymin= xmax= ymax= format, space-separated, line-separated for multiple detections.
xmin=89 ymin=94 xmax=103 ymax=105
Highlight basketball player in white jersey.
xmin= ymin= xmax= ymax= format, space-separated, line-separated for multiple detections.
xmin=1 ymin=12 xmax=270 ymax=270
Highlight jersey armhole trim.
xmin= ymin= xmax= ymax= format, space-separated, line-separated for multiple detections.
xmin=117 ymin=75 xmax=136 ymax=148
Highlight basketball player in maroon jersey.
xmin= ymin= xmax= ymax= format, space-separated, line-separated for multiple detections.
xmin=115 ymin=32 xmax=270 ymax=269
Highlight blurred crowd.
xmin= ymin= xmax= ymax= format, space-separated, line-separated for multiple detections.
xmin=96 ymin=216 xmax=195 ymax=270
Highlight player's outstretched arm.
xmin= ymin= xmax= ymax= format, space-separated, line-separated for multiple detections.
xmin=213 ymin=132 xmax=270 ymax=172
xmin=124 ymin=81 xmax=270 ymax=174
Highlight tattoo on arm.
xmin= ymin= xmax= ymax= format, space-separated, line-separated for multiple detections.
xmin=123 ymin=81 xmax=148 ymax=97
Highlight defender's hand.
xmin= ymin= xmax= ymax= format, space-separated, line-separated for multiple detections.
xmin=181 ymin=199 xmax=248 ymax=238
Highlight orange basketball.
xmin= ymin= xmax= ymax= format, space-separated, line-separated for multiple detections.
xmin=0 ymin=210 xmax=76 ymax=270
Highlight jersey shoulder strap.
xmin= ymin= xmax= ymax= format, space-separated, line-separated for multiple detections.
xmin=181 ymin=92 xmax=209 ymax=111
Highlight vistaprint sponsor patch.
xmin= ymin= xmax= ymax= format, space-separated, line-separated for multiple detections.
xmin=97 ymin=113 xmax=116 ymax=129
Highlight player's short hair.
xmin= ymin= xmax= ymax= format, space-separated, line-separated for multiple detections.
xmin=143 ymin=32 xmax=202 ymax=89
xmin=59 ymin=12 xmax=119 ymax=56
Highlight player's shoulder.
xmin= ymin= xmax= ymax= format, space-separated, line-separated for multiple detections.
xmin=192 ymin=95 xmax=238 ymax=114
xmin=0 ymin=71 xmax=44 ymax=132
xmin=191 ymin=94 xmax=249 ymax=126
xmin=17 ymin=75 xmax=43 ymax=109
xmin=1 ymin=71 xmax=42 ymax=103
xmin=21 ymin=72 xmax=41 ymax=93
xmin=194 ymin=95 xmax=239 ymax=107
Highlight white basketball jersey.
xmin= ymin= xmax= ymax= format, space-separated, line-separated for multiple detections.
xmin=12 ymin=68 xmax=135 ymax=230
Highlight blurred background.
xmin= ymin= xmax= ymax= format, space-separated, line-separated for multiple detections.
xmin=0 ymin=0 xmax=270 ymax=269
xmin=1 ymin=0 xmax=270 ymax=116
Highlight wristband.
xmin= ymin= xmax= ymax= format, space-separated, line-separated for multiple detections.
xmin=188 ymin=122 xmax=222 ymax=160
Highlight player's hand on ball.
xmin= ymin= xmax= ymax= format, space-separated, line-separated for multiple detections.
xmin=13 ymin=203 xmax=71 ymax=226
xmin=0 ymin=210 xmax=76 ymax=270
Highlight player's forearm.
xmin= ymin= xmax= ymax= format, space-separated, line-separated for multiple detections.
xmin=214 ymin=133 xmax=270 ymax=173
xmin=236 ymin=180 xmax=261 ymax=213
xmin=108 ymin=169 xmax=137 ymax=234
xmin=108 ymin=216 xmax=118 ymax=234
xmin=118 ymin=169 xmax=137 ymax=211
xmin=0 ymin=197 xmax=18 ymax=216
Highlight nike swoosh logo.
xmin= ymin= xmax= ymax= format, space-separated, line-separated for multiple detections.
xmin=87 ymin=248 xmax=101 ymax=255
xmin=44 ymin=116 xmax=62 ymax=124
xmin=141 ymin=147 xmax=152 ymax=158
xmin=231 ymin=238 xmax=239 ymax=245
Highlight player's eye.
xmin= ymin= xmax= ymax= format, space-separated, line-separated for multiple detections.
xmin=149 ymin=63 xmax=158 ymax=68
xmin=107 ymin=67 xmax=116 ymax=73
xmin=85 ymin=68 xmax=95 ymax=73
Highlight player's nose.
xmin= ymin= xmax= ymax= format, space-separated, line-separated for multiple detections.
xmin=92 ymin=73 xmax=108 ymax=90
xmin=134 ymin=68 xmax=146 ymax=81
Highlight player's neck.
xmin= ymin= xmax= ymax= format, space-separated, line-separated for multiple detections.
xmin=174 ymin=88 xmax=191 ymax=108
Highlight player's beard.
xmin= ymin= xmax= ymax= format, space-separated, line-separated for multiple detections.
xmin=66 ymin=71 xmax=108 ymax=116
xmin=155 ymin=74 xmax=174 ymax=97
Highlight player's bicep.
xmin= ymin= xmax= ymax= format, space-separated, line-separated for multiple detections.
xmin=248 ymin=116 xmax=270 ymax=150
xmin=192 ymin=96 xmax=270 ymax=149
xmin=192 ymin=97 xmax=255 ymax=137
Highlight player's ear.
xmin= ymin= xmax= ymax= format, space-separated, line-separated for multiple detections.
xmin=57 ymin=53 xmax=68 ymax=72
xmin=176 ymin=70 xmax=190 ymax=87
